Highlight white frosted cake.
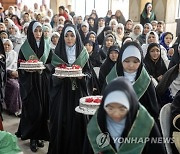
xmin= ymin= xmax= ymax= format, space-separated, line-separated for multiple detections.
xmin=19 ymin=60 xmax=45 ymax=69
xmin=55 ymin=64 xmax=82 ymax=76
xmin=79 ymin=96 xmax=102 ymax=113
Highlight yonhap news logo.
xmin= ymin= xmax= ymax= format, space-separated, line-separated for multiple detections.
xmin=96 ymin=132 xmax=110 ymax=148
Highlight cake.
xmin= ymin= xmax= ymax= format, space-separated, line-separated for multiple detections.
xmin=78 ymin=96 xmax=102 ymax=114
xmin=19 ymin=59 xmax=45 ymax=69
xmin=55 ymin=64 xmax=82 ymax=76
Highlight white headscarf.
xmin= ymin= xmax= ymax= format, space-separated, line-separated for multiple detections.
xmin=122 ymin=45 xmax=141 ymax=83
xmin=3 ymin=39 xmax=17 ymax=71
xmin=32 ymin=22 xmax=42 ymax=33
xmin=104 ymin=90 xmax=129 ymax=150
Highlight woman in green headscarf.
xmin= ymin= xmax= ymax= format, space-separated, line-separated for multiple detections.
xmin=140 ymin=2 xmax=156 ymax=26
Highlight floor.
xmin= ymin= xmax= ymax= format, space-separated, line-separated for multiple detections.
xmin=2 ymin=112 xmax=49 ymax=154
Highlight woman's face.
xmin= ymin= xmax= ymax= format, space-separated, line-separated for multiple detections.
xmin=147 ymin=5 xmax=152 ymax=12
xmin=105 ymin=36 xmax=114 ymax=48
xmin=151 ymin=22 xmax=157 ymax=31
xmin=117 ymin=27 xmax=123 ymax=34
xmin=53 ymin=15 xmax=59 ymax=23
xmin=81 ymin=25 xmax=88 ymax=33
xmin=89 ymin=34 xmax=96 ymax=42
xmin=125 ymin=21 xmax=133 ymax=30
xmin=51 ymin=35 xmax=59 ymax=45
xmin=59 ymin=18 xmax=65 ymax=25
xmin=110 ymin=22 xmax=117 ymax=31
xmin=147 ymin=34 xmax=156 ymax=44
xmin=3 ymin=41 xmax=11 ymax=52
xmin=144 ymin=24 xmax=151 ymax=34
xmin=8 ymin=27 xmax=16 ymax=35
xmin=134 ymin=26 xmax=141 ymax=35
xmin=122 ymin=57 xmax=140 ymax=73
xmin=64 ymin=31 xmax=76 ymax=47
xmin=149 ymin=46 xmax=160 ymax=61
xmin=88 ymin=19 xmax=94 ymax=26
xmin=164 ymin=34 xmax=173 ymax=46
xmin=57 ymin=27 xmax=63 ymax=35
xmin=105 ymin=103 xmax=128 ymax=122
xmin=0 ymin=24 xmax=5 ymax=31
xmin=0 ymin=33 xmax=8 ymax=40
xmin=33 ymin=26 xmax=42 ymax=41
xmin=109 ymin=51 xmax=118 ymax=62
xmin=43 ymin=30 xmax=50 ymax=38
xmin=85 ymin=43 xmax=93 ymax=53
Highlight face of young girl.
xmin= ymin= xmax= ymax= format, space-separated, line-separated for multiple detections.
xmin=105 ymin=37 xmax=114 ymax=48
xmin=125 ymin=21 xmax=133 ymax=30
xmin=122 ymin=57 xmax=140 ymax=73
xmin=8 ymin=27 xmax=16 ymax=35
xmin=64 ymin=31 xmax=76 ymax=47
xmin=144 ymin=25 xmax=151 ymax=34
xmin=149 ymin=46 xmax=160 ymax=61
xmin=89 ymin=34 xmax=96 ymax=43
xmin=33 ymin=26 xmax=42 ymax=41
xmin=44 ymin=30 xmax=50 ymax=38
xmin=109 ymin=51 xmax=118 ymax=62
xmin=164 ymin=34 xmax=173 ymax=46
xmin=52 ymin=35 xmax=59 ymax=45
xmin=85 ymin=43 xmax=93 ymax=53
xmin=134 ymin=26 xmax=141 ymax=35
xmin=105 ymin=103 xmax=128 ymax=122
xmin=147 ymin=34 xmax=156 ymax=44
xmin=3 ymin=42 xmax=11 ymax=52
xmin=117 ymin=27 xmax=123 ymax=34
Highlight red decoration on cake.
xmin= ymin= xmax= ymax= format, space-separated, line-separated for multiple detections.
xmin=26 ymin=59 xmax=39 ymax=63
xmin=58 ymin=64 xmax=67 ymax=69
xmin=18 ymin=59 xmax=26 ymax=63
xmin=85 ymin=97 xmax=102 ymax=103
xmin=72 ymin=65 xmax=81 ymax=69
xmin=93 ymin=98 xmax=102 ymax=103
xmin=85 ymin=97 xmax=94 ymax=102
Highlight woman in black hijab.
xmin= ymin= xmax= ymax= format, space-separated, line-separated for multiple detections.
xmin=85 ymin=77 xmax=166 ymax=154
xmin=0 ymin=38 xmax=6 ymax=130
xmin=16 ymin=21 xmax=52 ymax=152
xmin=144 ymin=43 xmax=172 ymax=106
xmin=48 ymin=24 xmax=93 ymax=154
xmin=105 ymin=41 xmax=160 ymax=124
xmin=99 ymin=45 xmax=119 ymax=92
xmin=144 ymin=43 xmax=167 ymax=82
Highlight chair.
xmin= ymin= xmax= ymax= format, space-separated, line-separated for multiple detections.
xmin=159 ymin=103 xmax=173 ymax=154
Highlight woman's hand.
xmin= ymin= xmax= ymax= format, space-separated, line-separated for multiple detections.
xmin=168 ymin=48 xmax=174 ymax=57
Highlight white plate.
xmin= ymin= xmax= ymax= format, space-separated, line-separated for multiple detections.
xmin=18 ymin=67 xmax=46 ymax=70
xmin=53 ymin=73 xmax=86 ymax=78
xmin=75 ymin=106 xmax=97 ymax=115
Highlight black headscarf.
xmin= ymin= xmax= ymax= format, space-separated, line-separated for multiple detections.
xmin=116 ymin=41 xmax=143 ymax=80
xmin=97 ymin=77 xmax=139 ymax=139
xmin=27 ymin=21 xmax=44 ymax=58
xmin=144 ymin=43 xmax=167 ymax=80
xmin=54 ymin=24 xmax=84 ymax=63
xmin=85 ymin=31 xmax=99 ymax=52
xmin=99 ymin=45 xmax=119 ymax=88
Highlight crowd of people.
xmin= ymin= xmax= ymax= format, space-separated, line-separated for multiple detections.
xmin=0 ymin=1 xmax=179 ymax=154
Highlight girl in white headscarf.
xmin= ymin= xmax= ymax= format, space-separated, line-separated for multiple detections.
xmin=141 ymin=31 xmax=169 ymax=67
xmin=50 ymin=32 xmax=60 ymax=51
xmin=129 ymin=24 xmax=143 ymax=41
xmin=3 ymin=39 xmax=22 ymax=116
xmin=114 ymin=23 xmax=124 ymax=47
